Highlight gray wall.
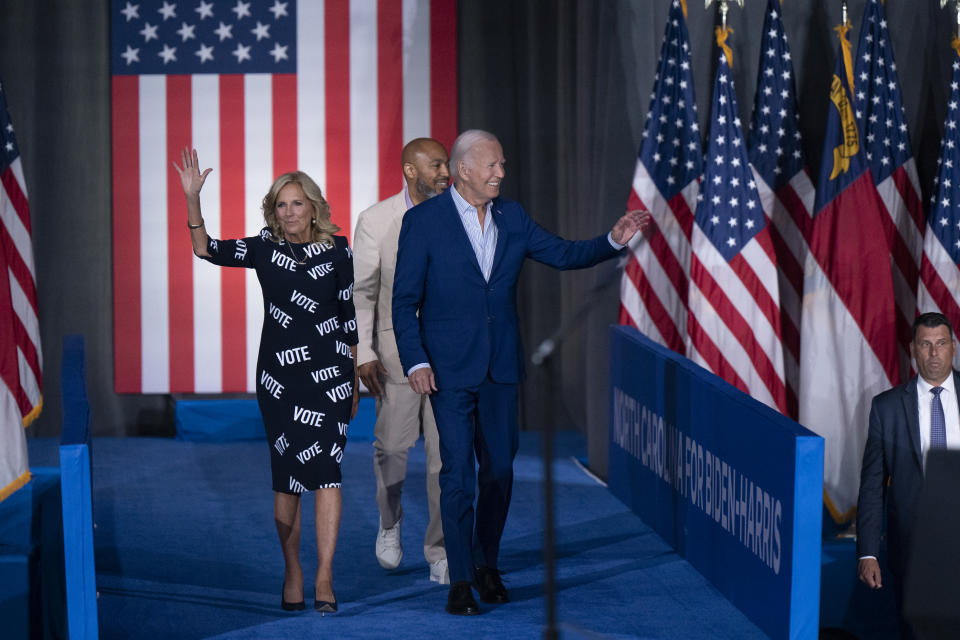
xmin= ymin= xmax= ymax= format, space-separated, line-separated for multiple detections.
xmin=2 ymin=1 xmax=953 ymax=477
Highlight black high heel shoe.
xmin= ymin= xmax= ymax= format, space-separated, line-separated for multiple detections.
xmin=314 ymin=598 xmax=338 ymax=615
xmin=281 ymin=577 xmax=305 ymax=611
xmin=281 ymin=598 xmax=305 ymax=611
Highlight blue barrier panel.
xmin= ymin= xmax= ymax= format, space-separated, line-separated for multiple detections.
xmin=60 ymin=445 xmax=97 ymax=640
xmin=608 ymin=326 xmax=823 ymax=640
xmin=60 ymin=334 xmax=98 ymax=639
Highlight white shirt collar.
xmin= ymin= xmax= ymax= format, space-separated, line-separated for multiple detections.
xmin=917 ymin=372 xmax=956 ymax=396
xmin=451 ymin=182 xmax=491 ymax=217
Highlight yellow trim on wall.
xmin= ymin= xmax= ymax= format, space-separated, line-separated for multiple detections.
xmin=0 ymin=470 xmax=32 ymax=503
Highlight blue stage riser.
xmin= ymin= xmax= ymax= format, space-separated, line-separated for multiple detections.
xmin=175 ymin=396 xmax=376 ymax=442
xmin=607 ymin=326 xmax=824 ymax=640
xmin=0 ymin=467 xmax=67 ymax=640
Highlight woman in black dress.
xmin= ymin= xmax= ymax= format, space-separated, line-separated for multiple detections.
xmin=174 ymin=148 xmax=357 ymax=613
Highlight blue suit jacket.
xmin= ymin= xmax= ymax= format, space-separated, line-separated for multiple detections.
xmin=856 ymin=372 xmax=960 ymax=578
xmin=391 ymin=188 xmax=620 ymax=389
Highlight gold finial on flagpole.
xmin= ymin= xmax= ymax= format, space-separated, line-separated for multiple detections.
xmin=834 ymin=1 xmax=855 ymax=91
xmin=705 ymin=0 xmax=744 ymax=33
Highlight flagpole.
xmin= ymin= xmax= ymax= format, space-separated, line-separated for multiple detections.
xmin=704 ymin=0 xmax=744 ymax=33
xmin=942 ymin=0 xmax=960 ymax=39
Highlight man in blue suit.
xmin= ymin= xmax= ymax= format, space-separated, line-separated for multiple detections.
xmin=857 ymin=312 xmax=960 ymax=638
xmin=392 ymin=129 xmax=650 ymax=614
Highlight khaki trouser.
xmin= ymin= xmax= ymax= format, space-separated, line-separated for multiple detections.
xmin=372 ymin=355 xmax=445 ymax=564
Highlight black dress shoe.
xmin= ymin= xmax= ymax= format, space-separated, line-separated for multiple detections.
xmin=446 ymin=581 xmax=480 ymax=615
xmin=281 ymin=598 xmax=305 ymax=611
xmin=473 ymin=566 xmax=509 ymax=604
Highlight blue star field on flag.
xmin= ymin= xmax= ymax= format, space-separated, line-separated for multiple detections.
xmin=929 ymin=57 xmax=960 ymax=263
xmin=639 ymin=0 xmax=702 ymax=202
xmin=111 ymin=0 xmax=296 ymax=75
xmin=852 ymin=0 xmax=911 ymax=184
xmin=0 ymin=83 xmax=20 ymax=174
xmin=748 ymin=0 xmax=805 ymax=191
xmin=695 ymin=54 xmax=765 ymax=263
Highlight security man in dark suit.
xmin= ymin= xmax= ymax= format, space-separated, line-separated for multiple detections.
xmin=857 ymin=312 xmax=960 ymax=638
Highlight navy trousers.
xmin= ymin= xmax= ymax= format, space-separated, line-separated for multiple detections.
xmin=429 ymin=377 xmax=519 ymax=583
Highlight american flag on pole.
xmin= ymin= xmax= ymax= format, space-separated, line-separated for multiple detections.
xmin=687 ymin=42 xmax=788 ymax=415
xmin=798 ymin=19 xmax=898 ymax=522
xmin=852 ymin=0 xmax=924 ymax=380
xmin=0 ymin=81 xmax=41 ymax=501
xmin=918 ymin=45 xmax=960 ymax=368
xmin=111 ymin=0 xmax=457 ymax=394
xmin=618 ymin=0 xmax=701 ymax=354
xmin=747 ymin=0 xmax=813 ymax=419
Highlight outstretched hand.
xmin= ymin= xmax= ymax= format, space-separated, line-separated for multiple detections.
xmin=173 ymin=147 xmax=212 ymax=199
xmin=610 ymin=209 xmax=652 ymax=246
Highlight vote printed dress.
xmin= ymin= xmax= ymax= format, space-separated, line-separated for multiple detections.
xmin=202 ymin=228 xmax=358 ymax=493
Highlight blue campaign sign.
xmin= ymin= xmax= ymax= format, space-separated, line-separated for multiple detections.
xmin=608 ymin=326 xmax=823 ymax=640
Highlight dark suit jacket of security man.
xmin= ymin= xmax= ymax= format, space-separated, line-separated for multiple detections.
xmin=392 ymin=186 xmax=620 ymax=583
xmin=856 ymin=370 xmax=960 ymax=582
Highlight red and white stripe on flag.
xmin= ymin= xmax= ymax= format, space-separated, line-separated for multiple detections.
xmin=919 ymin=50 xmax=960 ymax=369
xmin=853 ymin=0 xmax=924 ymax=380
xmin=111 ymin=0 xmax=457 ymax=394
xmin=687 ymin=49 xmax=788 ymax=416
xmin=1 ymin=83 xmax=41 ymax=500
xmin=618 ymin=0 xmax=701 ymax=355
xmin=747 ymin=0 xmax=813 ymax=419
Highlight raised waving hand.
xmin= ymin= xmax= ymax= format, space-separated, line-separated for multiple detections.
xmin=173 ymin=147 xmax=213 ymax=257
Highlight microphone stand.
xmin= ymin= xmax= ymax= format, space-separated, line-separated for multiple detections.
xmin=531 ymin=255 xmax=628 ymax=640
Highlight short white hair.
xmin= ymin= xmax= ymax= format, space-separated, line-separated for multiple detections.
xmin=450 ymin=129 xmax=500 ymax=181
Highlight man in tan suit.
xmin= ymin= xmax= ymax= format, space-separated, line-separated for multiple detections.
xmin=353 ymin=138 xmax=450 ymax=583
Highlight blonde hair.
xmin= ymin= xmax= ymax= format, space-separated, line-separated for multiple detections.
xmin=262 ymin=171 xmax=340 ymax=245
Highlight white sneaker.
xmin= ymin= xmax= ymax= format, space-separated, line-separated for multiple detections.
xmin=429 ymin=557 xmax=450 ymax=585
xmin=376 ymin=517 xmax=403 ymax=570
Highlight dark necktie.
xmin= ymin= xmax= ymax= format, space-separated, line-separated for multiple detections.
xmin=930 ymin=386 xmax=947 ymax=450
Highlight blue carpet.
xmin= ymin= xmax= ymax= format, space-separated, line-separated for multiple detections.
xmin=27 ymin=432 xmax=768 ymax=639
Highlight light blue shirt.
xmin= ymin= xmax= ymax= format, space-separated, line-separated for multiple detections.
xmin=450 ymin=183 xmax=498 ymax=281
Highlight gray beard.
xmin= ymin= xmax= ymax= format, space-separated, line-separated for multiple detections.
xmin=414 ymin=178 xmax=440 ymax=200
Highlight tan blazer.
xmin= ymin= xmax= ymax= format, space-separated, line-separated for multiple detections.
xmin=353 ymin=190 xmax=409 ymax=382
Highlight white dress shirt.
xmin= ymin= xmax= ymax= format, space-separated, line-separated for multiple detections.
xmin=450 ymin=183 xmax=498 ymax=281
xmin=916 ymin=374 xmax=960 ymax=468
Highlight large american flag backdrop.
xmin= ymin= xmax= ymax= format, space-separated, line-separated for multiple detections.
xmin=111 ymin=0 xmax=456 ymax=394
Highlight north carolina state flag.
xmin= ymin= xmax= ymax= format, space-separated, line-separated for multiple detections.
xmin=798 ymin=20 xmax=898 ymax=522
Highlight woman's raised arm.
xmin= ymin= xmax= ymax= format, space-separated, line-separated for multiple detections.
xmin=172 ymin=146 xmax=213 ymax=257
